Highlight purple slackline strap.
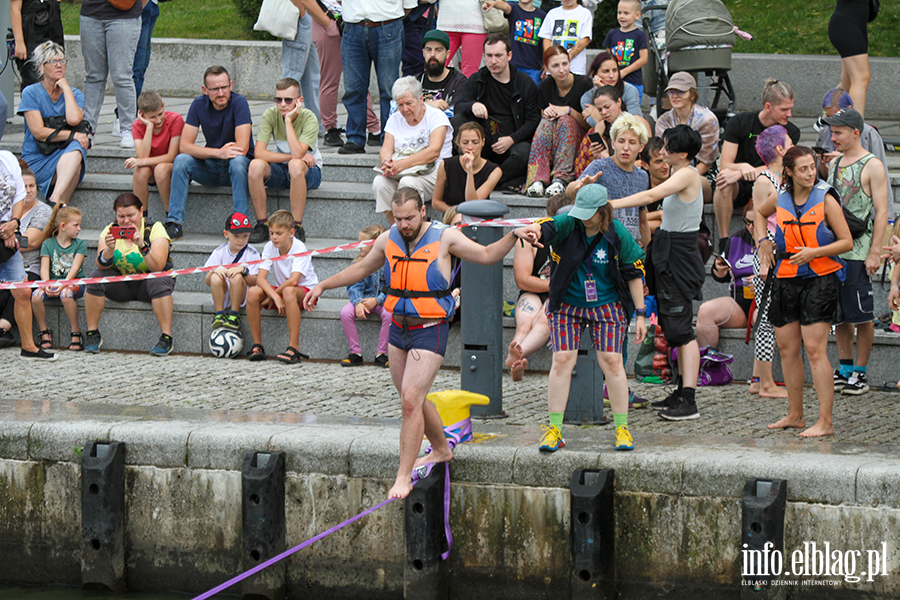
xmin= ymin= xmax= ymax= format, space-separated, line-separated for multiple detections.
xmin=191 ymin=418 xmax=473 ymax=600
xmin=191 ymin=495 xmax=397 ymax=600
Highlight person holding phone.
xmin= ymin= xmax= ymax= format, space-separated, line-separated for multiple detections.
xmin=574 ymin=85 xmax=650 ymax=177
xmin=83 ymin=192 xmax=175 ymax=356
xmin=0 ymin=150 xmax=57 ymax=360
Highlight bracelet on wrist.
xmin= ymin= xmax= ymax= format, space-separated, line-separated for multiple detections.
xmin=757 ymin=237 xmax=770 ymax=245
xmin=635 ymin=308 xmax=646 ymax=317
xmin=98 ymin=253 xmax=114 ymax=267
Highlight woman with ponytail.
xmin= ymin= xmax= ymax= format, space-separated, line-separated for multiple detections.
xmin=31 ymin=202 xmax=86 ymax=350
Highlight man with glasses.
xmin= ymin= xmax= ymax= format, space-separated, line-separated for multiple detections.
xmin=246 ymin=78 xmax=323 ymax=244
xmin=164 ymin=65 xmax=254 ymax=241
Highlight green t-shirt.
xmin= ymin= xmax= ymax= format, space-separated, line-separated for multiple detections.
xmin=40 ymin=236 xmax=87 ymax=280
xmin=257 ymin=106 xmax=322 ymax=163
xmin=556 ymin=218 xmax=643 ymax=308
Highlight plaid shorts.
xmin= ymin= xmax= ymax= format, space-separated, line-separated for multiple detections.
xmin=547 ymin=302 xmax=626 ymax=353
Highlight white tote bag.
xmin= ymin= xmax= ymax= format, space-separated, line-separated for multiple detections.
xmin=254 ymin=0 xmax=301 ymax=40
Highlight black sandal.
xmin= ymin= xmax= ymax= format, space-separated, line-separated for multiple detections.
xmin=38 ymin=329 xmax=52 ymax=349
xmin=69 ymin=332 xmax=84 ymax=351
xmin=248 ymin=343 xmax=266 ymax=361
xmin=277 ymin=346 xmax=302 ymax=364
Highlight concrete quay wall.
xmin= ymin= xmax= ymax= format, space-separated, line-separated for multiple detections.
xmin=1 ymin=415 xmax=900 ymax=598
xmin=55 ymin=37 xmax=900 ymax=118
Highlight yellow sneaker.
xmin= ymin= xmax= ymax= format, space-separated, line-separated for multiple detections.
xmin=615 ymin=424 xmax=634 ymax=451
xmin=539 ymin=424 xmax=565 ymax=452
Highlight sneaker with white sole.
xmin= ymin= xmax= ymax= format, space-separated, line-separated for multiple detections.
xmin=525 ymin=181 xmax=545 ymax=197
xmin=120 ymin=129 xmax=135 ymax=149
xmin=658 ymin=396 xmax=699 ymax=420
xmin=833 ymin=368 xmax=849 ymax=390
xmin=842 ymin=372 xmax=869 ymax=395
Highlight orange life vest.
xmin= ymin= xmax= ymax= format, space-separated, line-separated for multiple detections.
xmin=774 ymin=181 xmax=845 ymax=279
xmin=383 ymin=222 xmax=454 ymax=319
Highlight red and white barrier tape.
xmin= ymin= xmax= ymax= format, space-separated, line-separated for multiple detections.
xmin=0 ymin=217 xmax=540 ymax=290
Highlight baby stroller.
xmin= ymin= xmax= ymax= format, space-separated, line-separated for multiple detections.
xmin=643 ymin=0 xmax=739 ymax=131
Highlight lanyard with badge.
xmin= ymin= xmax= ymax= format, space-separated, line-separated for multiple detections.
xmin=582 ymin=232 xmax=604 ymax=303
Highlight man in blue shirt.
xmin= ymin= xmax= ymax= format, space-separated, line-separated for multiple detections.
xmin=164 ymin=66 xmax=254 ymax=241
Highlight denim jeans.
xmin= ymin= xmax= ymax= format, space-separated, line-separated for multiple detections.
xmin=80 ymin=15 xmax=141 ymax=132
xmin=282 ymin=12 xmax=322 ymax=132
xmin=167 ymin=154 xmax=251 ymax=225
xmin=133 ymin=1 xmax=159 ymax=101
xmin=341 ymin=20 xmax=403 ymax=147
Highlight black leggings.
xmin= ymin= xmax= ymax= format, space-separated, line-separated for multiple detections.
xmin=828 ymin=0 xmax=870 ymax=58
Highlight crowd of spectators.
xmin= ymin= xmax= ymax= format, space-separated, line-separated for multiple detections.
xmin=1 ymin=0 xmax=898 ymax=447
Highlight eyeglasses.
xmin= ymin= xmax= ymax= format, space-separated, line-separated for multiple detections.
xmin=205 ymin=85 xmax=230 ymax=94
xmin=274 ymin=97 xmax=299 ymax=104
xmin=743 ymin=217 xmax=754 ymax=226
xmin=45 ymin=59 xmax=67 ymax=66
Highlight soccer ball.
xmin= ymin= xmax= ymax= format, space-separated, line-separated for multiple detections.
xmin=209 ymin=329 xmax=243 ymax=358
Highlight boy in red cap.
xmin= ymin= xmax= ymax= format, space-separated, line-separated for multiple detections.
xmin=203 ymin=211 xmax=261 ymax=330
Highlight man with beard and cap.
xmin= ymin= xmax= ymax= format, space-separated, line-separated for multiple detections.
xmin=417 ymin=30 xmax=468 ymax=119
xmin=304 ymin=187 xmax=540 ymax=499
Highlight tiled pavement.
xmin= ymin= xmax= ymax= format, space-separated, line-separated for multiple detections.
xmin=3 ymin=346 xmax=898 ymax=447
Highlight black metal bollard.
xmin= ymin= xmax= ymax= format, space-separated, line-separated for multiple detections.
xmin=456 ymin=200 xmax=510 ymax=418
xmin=564 ymin=349 xmax=608 ymax=425
xmin=242 ymin=451 xmax=286 ymax=600
xmin=81 ymin=441 xmax=126 ymax=593
xmin=404 ymin=462 xmax=448 ymax=600
xmin=741 ymin=478 xmax=787 ymax=600
xmin=570 ymin=469 xmax=616 ymax=600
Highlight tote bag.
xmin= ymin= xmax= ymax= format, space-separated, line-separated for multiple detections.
xmin=254 ymin=0 xmax=301 ymax=40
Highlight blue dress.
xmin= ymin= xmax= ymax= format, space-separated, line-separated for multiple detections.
xmin=17 ymin=82 xmax=87 ymax=198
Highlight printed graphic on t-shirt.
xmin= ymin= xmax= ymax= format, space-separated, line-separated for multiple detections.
xmin=423 ymin=90 xmax=444 ymax=103
xmin=612 ymin=39 xmax=636 ymax=67
xmin=593 ymin=247 xmax=608 ymax=265
xmin=514 ymin=17 xmax=542 ymax=45
xmin=50 ymin=248 xmax=75 ymax=280
xmin=551 ymin=19 xmax=580 ymax=50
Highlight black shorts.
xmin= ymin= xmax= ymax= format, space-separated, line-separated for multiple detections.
xmin=769 ymin=274 xmax=839 ymax=327
xmin=656 ymin=271 xmax=695 ymax=347
xmin=734 ymin=179 xmax=754 ymax=209
xmin=389 ymin=319 xmax=449 ymax=356
xmin=836 ymin=259 xmax=874 ymax=324
xmin=828 ymin=0 xmax=870 ymax=58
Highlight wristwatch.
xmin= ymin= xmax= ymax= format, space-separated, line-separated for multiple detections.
xmin=242 ymin=266 xmax=250 ymax=277
xmin=635 ymin=308 xmax=646 ymax=317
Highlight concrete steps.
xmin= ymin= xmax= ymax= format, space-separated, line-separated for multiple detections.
xmin=15 ymin=145 xmax=900 ymax=382
xmin=32 ymin=291 xmax=900 ymax=384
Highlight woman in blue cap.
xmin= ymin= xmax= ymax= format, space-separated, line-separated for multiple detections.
xmin=521 ymin=182 xmax=647 ymax=452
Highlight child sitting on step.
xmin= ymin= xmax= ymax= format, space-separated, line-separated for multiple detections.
xmin=203 ymin=212 xmax=260 ymax=331
xmin=340 ymin=224 xmax=390 ymax=368
xmin=31 ymin=203 xmax=87 ymax=350
xmin=246 ymin=210 xmax=318 ymax=364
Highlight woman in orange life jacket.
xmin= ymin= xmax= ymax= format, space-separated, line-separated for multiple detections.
xmin=756 ymin=146 xmax=853 ymax=438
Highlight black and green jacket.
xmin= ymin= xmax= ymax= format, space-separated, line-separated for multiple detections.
xmin=537 ymin=215 xmax=646 ymax=317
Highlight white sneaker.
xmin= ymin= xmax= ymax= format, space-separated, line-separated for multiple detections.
xmin=545 ymin=180 xmax=566 ymax=197
xmin=111 ymin=118 xmax=120 ymax=137
xmin=120 ymin=129 xmax=135 ymax=149
xmin=526 ymin=181 xmax=545 ymax=197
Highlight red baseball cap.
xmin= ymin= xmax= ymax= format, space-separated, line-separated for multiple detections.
xmin=226 ymin=212 xmax=252 ymax=233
